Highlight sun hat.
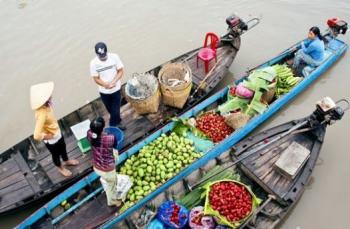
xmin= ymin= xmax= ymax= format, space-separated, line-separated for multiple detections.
xmin=30 ymin=81 xmax=54 ymax=110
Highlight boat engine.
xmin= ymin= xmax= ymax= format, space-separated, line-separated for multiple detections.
xmin=327 ymin=17 xmax=348 ymax=38
xmin=310 ymin=97 xmax=349 ymax=127
xmin=226 ymin=14 xmax=248 ymax=36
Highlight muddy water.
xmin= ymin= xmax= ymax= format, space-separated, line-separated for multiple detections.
xmin=0 ymin=0 xmax=349 ymax=228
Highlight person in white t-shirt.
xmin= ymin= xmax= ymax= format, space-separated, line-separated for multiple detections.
xmin=90 ymin=42 xmax=125 ymax=129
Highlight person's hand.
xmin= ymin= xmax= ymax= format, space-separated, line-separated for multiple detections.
xmin=44 ymin=133 xmax=54 ymax=140
xmin=104 ymin=82 xmax=116 ymax=89
xmin=108 ymin=82 xmax=116 ymax=89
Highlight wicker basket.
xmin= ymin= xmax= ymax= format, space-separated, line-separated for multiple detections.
xmin=158 ymin=62 xmax=192 ymax=109
xmin=125 ymin=89 xmax=160 ymax=115
xmin=262 ymin=82 xmax=276 ymax=104
xmin=224 ymin=112 xmax=250 ymax=130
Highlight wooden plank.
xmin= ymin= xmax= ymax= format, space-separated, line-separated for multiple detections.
xmin=39 ymin=140 xmax=80 ymax=169
xmin=274 ymin=142 xmax=310 ymax=179
xmin=59 ymin=193 xmax=114 ymax=229
xmin=0 ymin=172 xmax=25 ymax=190
xmin=0 ymin=179 xmax=28 ymax=196
xmin=45 ymin=152 xmax=92 ymax=184
xmin=0 ymin=159 xmax=20 ymax=180
xmin=187 ymin=47 xmax=229 ymax=81
xmin=13 ymin=152 xmax=42 ymax=193
xmin=0 ymin=185 xmax=34 ymax=211
xmin=40 ymin=147 xmax=84 ymax=173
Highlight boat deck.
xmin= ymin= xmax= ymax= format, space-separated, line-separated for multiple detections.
xmin=0 ymin=152 xmax=41 ymax=213
xmin=239 ymin=134 xmax=314 ymax=199
xmin=59 ymin=193 xmax=114 ymax=229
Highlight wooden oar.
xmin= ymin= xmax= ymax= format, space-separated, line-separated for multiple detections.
xmin=239 ymin=195 xmax=276 ymax=228
xmin=189 ymin=56 xmax=223 ymax=101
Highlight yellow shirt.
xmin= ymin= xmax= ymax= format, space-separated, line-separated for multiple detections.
xmin=34 ymin=106 xmax=60 ymax=141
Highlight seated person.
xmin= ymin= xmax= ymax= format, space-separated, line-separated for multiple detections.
xmin=293 ymin=26 xmax=326 ymax=71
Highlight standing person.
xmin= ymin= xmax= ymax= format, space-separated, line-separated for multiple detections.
xmin=87 ymin=117 xmax=123 ymax=208
xmin=293 ymin=26 xmax=326 ymax=70
xmin=31 ymin=82 xmax=79 ymax=177
xmin=90 ymin=42 xmax=125 ymax=130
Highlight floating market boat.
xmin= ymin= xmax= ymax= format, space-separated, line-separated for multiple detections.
xmin=16 ymin=18 xmax=348 ymax=229
xmin=0 ymin=15 xmax=258 ymax=216
xmin=116 ymin=97 xmax=350 ymax=229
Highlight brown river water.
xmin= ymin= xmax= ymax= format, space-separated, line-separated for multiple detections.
xmin=0 ymin=0 xmax=349 ymax=228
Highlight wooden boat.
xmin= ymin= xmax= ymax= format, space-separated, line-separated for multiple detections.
xmin=16 ymin=18 xmax=348 ymax=229
xmin=0 ymin=15 xmax=258 ymax=216
xmin=114 ymin=97 xmax=350 ymax=229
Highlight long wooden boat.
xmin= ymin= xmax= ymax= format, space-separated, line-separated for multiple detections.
xmin=114 ymin=97 xmax=350 ymax=229
xmin=16 ymin=19 xmax=348 ymax=228
xmin=0 ymin=15 xmax=259 ymax=216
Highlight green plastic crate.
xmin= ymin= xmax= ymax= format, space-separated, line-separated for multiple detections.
xmin=77 ymin=137 xmax=91 ymax=153
xmin=70 ymin=120 xmax=91 ymax=154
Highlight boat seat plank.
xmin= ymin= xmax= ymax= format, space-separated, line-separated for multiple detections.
xmin=13 ymin=152 xmax=42 ymax=194
xmin=0 ymin=179 xmax=28 ymax=196
xmin=78 ymin=104 xmax=98 ymax=121
xmin=39 ymin=146 xmax=82 ymax=170
xmin=0 ymin=185 xmax=34 ymax=211
xmin=0 ymin=159 xmax=20 ymax=180
xmin=0 ymin=170 xmax=26 ymax=190
xmin=45 ymin=152 xmax=92 ymax=184
xmin=58 ymin=192 xmax=113 ymax=229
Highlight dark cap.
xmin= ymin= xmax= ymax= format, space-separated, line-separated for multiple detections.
xmin=94 ymin=42 xmax=107 ymax=58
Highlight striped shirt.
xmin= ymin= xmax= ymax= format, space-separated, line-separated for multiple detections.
xmin=87 ymin=130 xmax=116 ymax=172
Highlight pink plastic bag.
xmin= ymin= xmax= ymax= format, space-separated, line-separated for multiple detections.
xmin=235 ymin=83 xmax=254 ymax=99
xmin=189 ymin=206 xmax=215 ymax=229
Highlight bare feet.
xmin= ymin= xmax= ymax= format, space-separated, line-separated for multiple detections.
xmin=58 ymin=166 xmax=72 ymax=177
xmin=64 ymin=159 xmax=79 ymax=166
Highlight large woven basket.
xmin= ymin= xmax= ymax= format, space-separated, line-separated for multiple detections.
xmin=125 ymin=73 xmax=160 ymax=114
xmin=125 ymin=89 xmax=160 ymax=115
xmin=158 ymin=62 xmax=192 ymax=109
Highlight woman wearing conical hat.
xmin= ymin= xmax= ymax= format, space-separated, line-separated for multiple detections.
xmin=30 ymin=82 xmax=79 ymax=177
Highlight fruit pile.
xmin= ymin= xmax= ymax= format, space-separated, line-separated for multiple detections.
xmin=157 ymin=201 xmax=189 ymax=228
xmin=119 ymin=132 xmax=202 ymax=204
xmin=273 ymin=64 xmax=302 ymax=98
xmin=208 ymin=181 xmax=253 ymax=223
xmin=196 ymin=113 xmax=234 ymax=143
xmin=170 ymin=203 xmax=182 ymax=226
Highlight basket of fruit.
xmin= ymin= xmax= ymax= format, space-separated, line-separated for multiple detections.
xmin=204 ymin=180 xmax=261 ymax=228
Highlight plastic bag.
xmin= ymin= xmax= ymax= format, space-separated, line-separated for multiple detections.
xmin=235 ymin=83 xmax=254 ymax=98
xmin=100 ymin=174 xmax=132 ymax=200
xmin=189 ymin=206 xmax=215 ymax=229
xmin=135 ymin=207 xmax=157 ymax=229
xmin=157 ymin=201 xmax=189 ymax=229
xmin=186 ymin=132 xmax=214 ymax=153
xmin=147 ymin=219 xmax=166 ymax=229
xmin=126 ymin=73 xmax=158 ymax=100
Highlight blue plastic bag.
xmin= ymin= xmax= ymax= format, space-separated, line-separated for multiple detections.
xmin=147 ymin=219 xmax=166 ymax=229
xmin=186 ymin=132 xmax=214 ymax=153
xmin=157 ymin=201 xmax=189 ymax=229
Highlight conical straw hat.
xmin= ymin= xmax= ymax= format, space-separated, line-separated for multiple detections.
xmin=30 ymin=82 xmax=54 ymax=110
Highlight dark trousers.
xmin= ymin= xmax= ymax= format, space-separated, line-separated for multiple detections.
xmin=100 ymin=90 xmax=121 ymax=126
xmin=45 ymin=136 xmax=69 ymax=167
